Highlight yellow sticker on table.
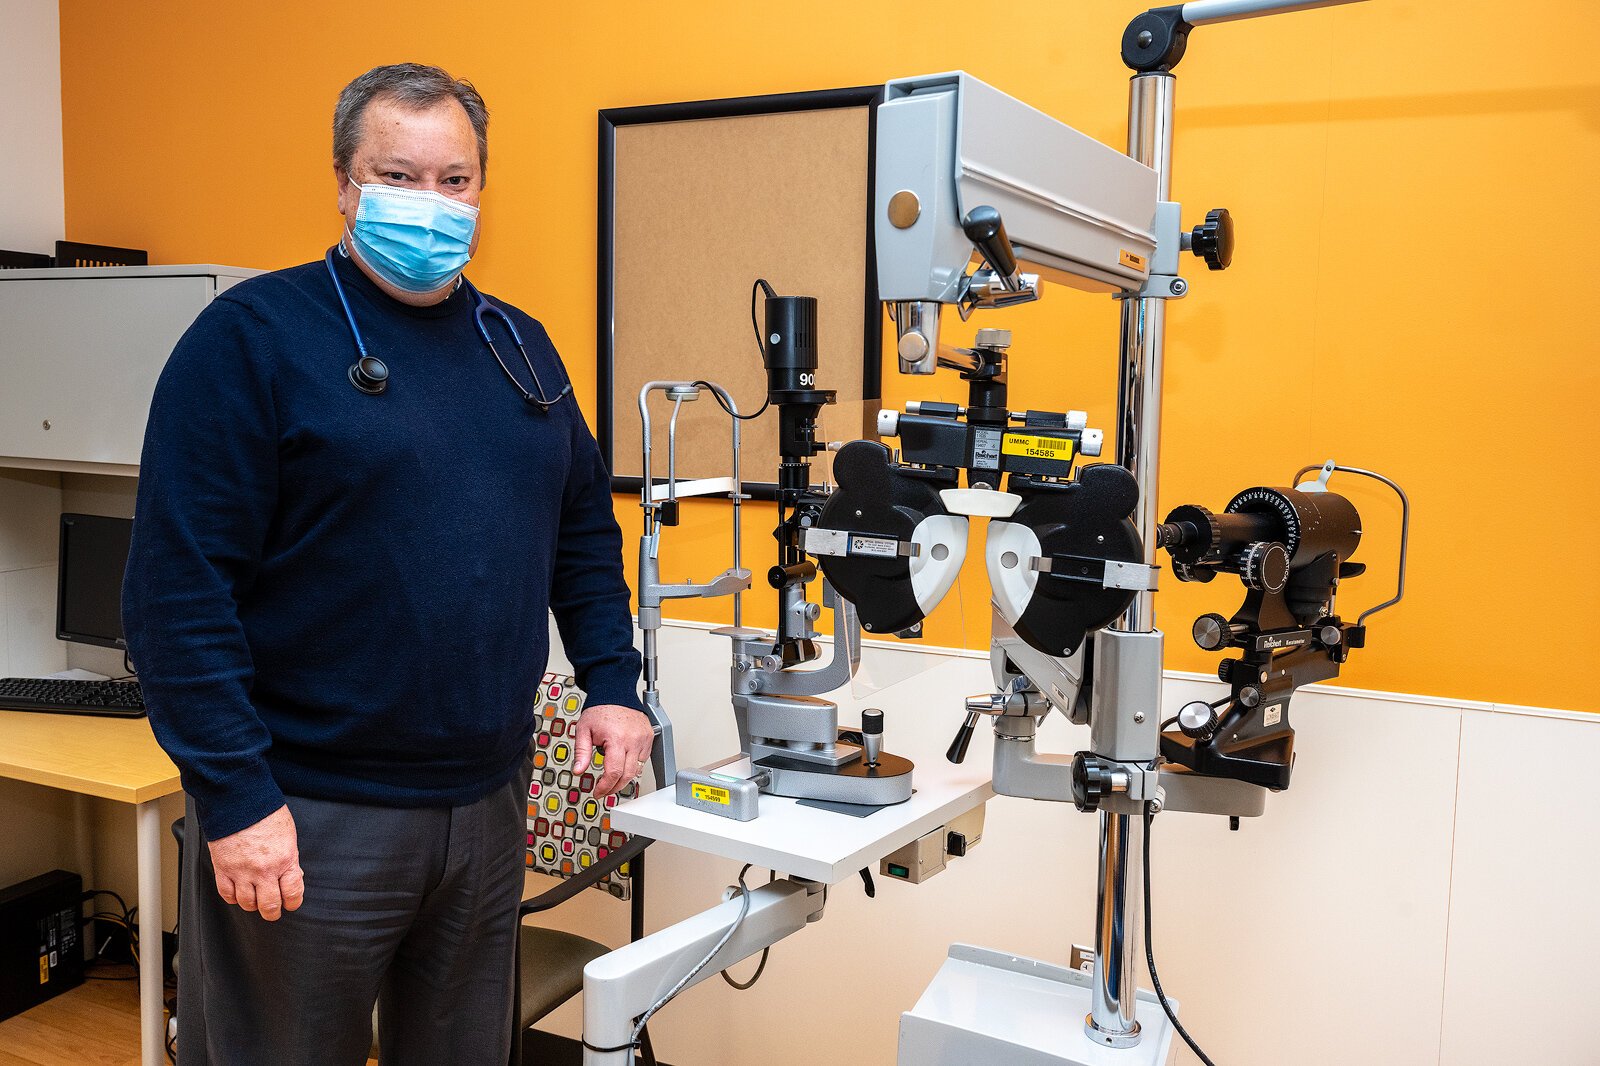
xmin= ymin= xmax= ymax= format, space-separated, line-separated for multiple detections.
xmin=1002 ymin=433 xmax=1075 ymax=462
xmin=691 ymin=782 xmax=731 ymax=805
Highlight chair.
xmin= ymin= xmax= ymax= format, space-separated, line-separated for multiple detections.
xmin=512 ymin=673 xmax=657 ymax=1065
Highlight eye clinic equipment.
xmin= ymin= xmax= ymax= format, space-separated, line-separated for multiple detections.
xmin=579 ymin=292 xmax=994 ymax=1063
xmin=1152 ymin=461 xmax=1410 ymax=791
xmin=876 ymin=3 xmax=1395 ymax=1063
xmin=586 ymin=2 xmax=1397 ymax=1062
xmin=652 ymin=283 xmax=916 ymax=819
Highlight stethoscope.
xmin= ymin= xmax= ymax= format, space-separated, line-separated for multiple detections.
xmin=324 ymin=247 xmax=574 ymax=412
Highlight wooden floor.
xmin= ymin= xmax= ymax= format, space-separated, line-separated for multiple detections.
xmin=0 ymin=974 xmax=145 ymax=1066
xmin=0 ymin=974 xmax=380 ymax=1066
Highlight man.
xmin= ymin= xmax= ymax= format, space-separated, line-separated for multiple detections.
xmin=122 ymin=63 xmax=653 ymax=1065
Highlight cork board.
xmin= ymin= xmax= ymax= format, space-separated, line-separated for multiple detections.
xmin=598 ymin=88 xmax=882 ymax=497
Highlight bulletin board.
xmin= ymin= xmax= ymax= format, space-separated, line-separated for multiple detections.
xmin=597 ymin=87 xmax=884 ymax=498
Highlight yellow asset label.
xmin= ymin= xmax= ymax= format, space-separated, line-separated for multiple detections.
xmin=1120 ymin=249 xmax=1148 ymax=270
xmin=1002 ymin=433 xmax=1075 ymax=462
xmin=691 ymin=782 xmax=731 ymax=805
xmin=39 ymin=955 xmax=48 ymax=983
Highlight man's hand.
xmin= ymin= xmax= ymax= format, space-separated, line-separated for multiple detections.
xmin=207 ymin=804 xmax=305 ymax=922
xmin=572 ymin=705 xmax=655 ymax=797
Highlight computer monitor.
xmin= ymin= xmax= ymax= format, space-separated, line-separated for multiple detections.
xmin=56 ymin=513 xmax=134 ymax=651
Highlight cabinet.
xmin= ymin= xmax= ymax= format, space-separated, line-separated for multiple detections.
xmin=0 ymin=265 xmax=260 ymax=475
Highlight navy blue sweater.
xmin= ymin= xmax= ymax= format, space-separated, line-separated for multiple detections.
xmin=123 ymin=250 xmax=643 ymax=840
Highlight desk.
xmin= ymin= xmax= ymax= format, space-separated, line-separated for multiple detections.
xmin=0 ymin=710 xmax=181 ymax=1066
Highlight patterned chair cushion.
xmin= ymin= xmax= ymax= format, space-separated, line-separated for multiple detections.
xmin=525 ymin=673 xmax=639 ymax=899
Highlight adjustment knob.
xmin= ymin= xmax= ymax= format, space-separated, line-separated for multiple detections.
xmin=1218 ymin=658 xmax=1240 ymax=683
xmin=1189 ymin=208 xmax=1234 ymax=271
xmin=962 ymin=206 xmax=1020 ymax=281
xmin=1192 ymin=612 xmax=1242 ymax=651
xmin=860 ymin=707 xmax=883 ymax=767
xmin=974 ymin=328 xmax=1012 ymax=350
xmin=946 ymin=711 xmax=980 ymax=765
xmin=1070 ymin=752 xmax=1124 ymax=814
xmin=1177 ymin=700 xmax=1220 ymax=741
xmin=1239 ymin=542 xmax=1290 ymax=593
xmin=897 ymin=331 xmax=931 ymax=362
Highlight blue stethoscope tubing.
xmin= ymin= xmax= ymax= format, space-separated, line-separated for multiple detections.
xmin=324 ymin=247 xmax=572 ymax=411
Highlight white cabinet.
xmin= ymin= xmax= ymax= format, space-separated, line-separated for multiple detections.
xmin=0 ymin=265 xmax=260 ymax=475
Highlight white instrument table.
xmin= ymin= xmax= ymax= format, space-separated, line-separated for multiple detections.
xmin=612 ymin=658 xmax=995 ymax=884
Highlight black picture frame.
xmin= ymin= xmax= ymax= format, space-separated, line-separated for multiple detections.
xmin=596 ymin=85 xmax=884 ymax=501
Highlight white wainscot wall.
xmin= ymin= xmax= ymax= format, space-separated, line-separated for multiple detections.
xmin=530 ymin=620 xmax=1600 ymax=1066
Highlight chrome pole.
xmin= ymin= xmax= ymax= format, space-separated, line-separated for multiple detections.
xmin=1090 ymin=811 xmax=1141 ymax=1048
xmin=1117 ymin=71 xmax=1175 ymax=635
xmin=1087 ymin=69 xmax=1177 ymax=1047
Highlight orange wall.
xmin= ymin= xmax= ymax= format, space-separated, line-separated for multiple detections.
xmin=60 ymin=1 xmax=1600 ymax=712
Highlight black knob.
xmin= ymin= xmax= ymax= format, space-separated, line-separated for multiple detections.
xmin=348 ymin=355 xmax=389 ymax=395
xmin=1218 ymin=658 xmax=1241 ymax=683
xmin=860 ymin=707 xmax=884 ymax=767
xmin=962 ymin=205 xmax=1019 ymax=280
xmin=1239 ymin=542 xmax=1290 ymax=593
xmin=1192 ymin=613 xmax=1237 ymax=651
xmin=1176 ymin=700 xmax=1220 ymax=741
xmin=1189 ymin=208 xmax=1234 ymax=271
xmin=946 ymin=711 xmax=979 ymax=765
xmin=1070 ymin=752 xmax=1116 ymax=814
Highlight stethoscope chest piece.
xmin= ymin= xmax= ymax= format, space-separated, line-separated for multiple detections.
xmin=325 ymin=245 xmax=569 ymax=409
xmin=349 ymin=355 xmax=389 ymax=395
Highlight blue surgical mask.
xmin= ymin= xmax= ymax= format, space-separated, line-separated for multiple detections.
xmin=346 ymin=179 xmax=479 ymax=293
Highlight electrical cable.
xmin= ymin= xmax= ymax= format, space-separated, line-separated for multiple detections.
xmin=1143 ymin=806 xmax=1218 ymax=1066
xmin=84 ymin=888 xmax=131 ymax=917
xmin=583 ymin=864 xmax=759 ymax=1055
xmin=696 ymin=278 xmax=778 ymax=424
xmin=720 ymin=946 xmax=770 ymax=990
xmin=721 ymin=869 xmax=777 ymax=990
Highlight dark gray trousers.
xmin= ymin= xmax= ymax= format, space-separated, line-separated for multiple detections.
xmin=178 ymin=757 xmax=532 ymax=1066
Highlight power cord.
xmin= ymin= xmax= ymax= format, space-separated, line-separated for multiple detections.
xmin=583 ymin=864 xmax=759 ymax=1056
xmin=721 ymin=868 xmax=777 ymax=990
xmin=1143 ymin=806 xmax=1217 ymax=1066
xmin=695 ymin=278 xmax=778 ymax=424
xmin=82 ymin=888 xmax=139 ymax=982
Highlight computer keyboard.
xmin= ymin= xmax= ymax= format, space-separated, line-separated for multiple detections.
xmin=0 ymin=677 xmax=146 ymax=718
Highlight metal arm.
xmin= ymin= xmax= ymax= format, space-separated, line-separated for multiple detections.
xmin=1123 ymin=0 xmax=1368 ymax=72
xmin=1294 ymin=460 xmax=1411 ymax=627
xmin=1181 ymin=0 xmax=1366 ymax=25
xmin=637 ymin=380 xmax=752 ymax=785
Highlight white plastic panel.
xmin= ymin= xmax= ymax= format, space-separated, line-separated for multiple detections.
xmin=1439 ymin=709 xmax=1600 ymax=1066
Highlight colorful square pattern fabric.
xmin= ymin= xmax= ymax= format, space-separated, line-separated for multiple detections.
xmin=525 ymin=673 xmax=639 ymax=899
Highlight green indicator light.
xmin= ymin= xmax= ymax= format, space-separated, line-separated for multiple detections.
xmin=887 ymin=863 xmax=910 ymax=879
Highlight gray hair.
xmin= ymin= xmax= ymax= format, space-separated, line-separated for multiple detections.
xmin=333 ymin=63 xmax=489 ymax=180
